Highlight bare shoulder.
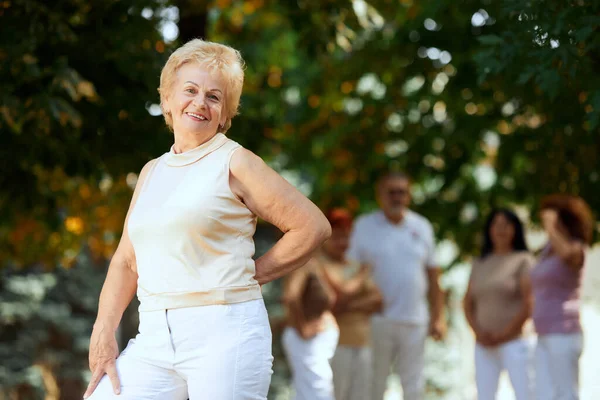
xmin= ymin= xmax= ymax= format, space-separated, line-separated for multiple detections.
xmin=136 ymin=158 xmax=158 ymax=188
xmin=126 ymin=158 xmax=159 ymax=207
xmin=142 ymin=158 xmax=158 ymax=170
xmin=229 ymin=147 xmax=265 ymax=176
xmin=228 ymin=147 xmax=271 ymax=200
xmin=227 ymin=146 xmax=328 ymax=238
xmin=142 ymin=158 xmax=157 ymax=172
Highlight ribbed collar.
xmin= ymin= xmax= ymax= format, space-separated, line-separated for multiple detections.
xmin=165 ymin=133 xmax=228 ymax=167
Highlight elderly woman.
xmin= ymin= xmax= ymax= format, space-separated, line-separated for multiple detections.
xmin=532 ymin=194 xmax=593 ymax=400
xmin=84 ymin=39 xmax=331 ymax=399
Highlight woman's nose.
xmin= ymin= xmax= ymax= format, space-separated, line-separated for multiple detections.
xmin=192 ymin=94 xmax=206 ymax=108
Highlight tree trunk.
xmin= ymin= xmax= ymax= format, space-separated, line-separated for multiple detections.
xmin=174 ymin=0 xmax=209 ymax=43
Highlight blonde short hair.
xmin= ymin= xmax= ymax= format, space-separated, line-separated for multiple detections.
xmin=158 ymin=39 xmax=245 ymax=133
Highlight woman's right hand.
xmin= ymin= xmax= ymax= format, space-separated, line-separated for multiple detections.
xmin=84 ymin=325 xmax=121 ymax=398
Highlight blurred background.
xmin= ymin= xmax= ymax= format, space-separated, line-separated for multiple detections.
xmin=1 ymin=0 xmax=599 ymax=399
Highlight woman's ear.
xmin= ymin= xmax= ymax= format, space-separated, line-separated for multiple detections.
xmin=220 ymin=103 xmax=227 ymax=128
xmin=162 ymin=91 xmax=172 ymax=114
xmin=220 ymin=96 xmax=228 ymax=128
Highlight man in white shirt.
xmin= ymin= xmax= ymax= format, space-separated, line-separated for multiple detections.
xmin=347 ymin=172 xmax=446 ymax=400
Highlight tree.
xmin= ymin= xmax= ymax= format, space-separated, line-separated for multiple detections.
xmin=474 ymin=0 xmax=600 ymax=230
xmin=2 ymin=0 xmax=598 ymax=397
xmin=1 ymin=0 xmax=171 ymax=266
xmin=5 ymin=0 xmax=596 ymax=274
xmin=1 ymin=1 xmax=171 ymax=396
xmin=205 ymin=0 xmax=598 ymax=256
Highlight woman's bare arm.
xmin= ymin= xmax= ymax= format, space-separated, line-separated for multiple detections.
xmin=93 ymin=160 xmax=154 ymax=333
xmin=542 ymin=209 xmax=585 ymax=269
xmin=85 ymin=160 xmax=155 ymax=397
xmin=322 ymin=264 xmax=368 ymax=297
xmin=93 ymin=247 xmax=137 ymax=334
xmin=230 ymin=149 xmax=331 ymax=285
xmin=282 ymin=267 xmax=309 ymax=332
xmin=546 ymin=226 xmax=584 ymax=269
xmin=463 ymin=268 xmax=494 ymax=347
xmin=463 ymin=278 xmax=479 ymax=334
xmin=493 ymin=269 xmax=533 ymax=343
xmin=344 ymin=287 xmax=383 ymax=313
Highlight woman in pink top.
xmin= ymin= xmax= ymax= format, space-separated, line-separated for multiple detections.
xmin=464 ymin=208 xmax=535 ymax=400
xmin=84 ymin=39 xmax=331 ymax=399
xmin=531 ymin=195 xmax=593 ymax=400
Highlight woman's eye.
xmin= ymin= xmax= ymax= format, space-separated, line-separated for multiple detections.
xmin=209 ymin=94 xmax=219 ymax=101
xmin=185 ymin=88 xmax=196 ymax=94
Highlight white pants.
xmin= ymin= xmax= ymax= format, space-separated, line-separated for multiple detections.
xmin=88 ymin=299 xmax=273 ymax=400
xmin=371 ymin=317 xmax=428 ymax=400
xmin=535 ymin=333 xmax=583 ymax=400
xmin=282 ymin=326 xmax=339 ymax=400
xmin=474 ymin=337 xmax=535 ymax=400
xmin=331 ymin=345 xmax=372 ymax=400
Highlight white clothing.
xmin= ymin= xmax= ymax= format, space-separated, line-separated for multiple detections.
xmin=331 ymin=345 xmax=372 ymax=400
xmin=87 ymin=299 xmax=273 ymax=399
xmin=535 ymin=333 xmax=583 ymax=400
xmin=474 ymin=337 xmax=535 ymax=400
xmin=128 ymin=133 xmax=262 ymax=312
xmin=371 ymin=317 xmax=427 ymax=400
xmin=282 ymin=326 xmax=339 ymax=400
xmin=347 ymin=210 xmax=436 ymax=323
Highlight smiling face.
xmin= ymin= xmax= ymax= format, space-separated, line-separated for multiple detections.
xmin=163 ymin=63 xmax=227 ymax=139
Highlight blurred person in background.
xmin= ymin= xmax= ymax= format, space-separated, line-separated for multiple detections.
xmin=319 ymin=208 xmax=383 ymax=400
xmin=532 ymin=194 xmax=594 ymax=400
xmin=84 ymin=39 xmax=331 ymax=399
xmin=347 ymin=171 xmax=446 ymax=400
xmin=281 ymin=229 xmax=339 ymax=400
xmin=463 ymin=208 xmax=536 ymax=400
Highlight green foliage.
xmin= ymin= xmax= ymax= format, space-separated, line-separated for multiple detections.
xmin=212 ymin=0 xmax=599 ymax=255
xmin=212 ymin=0 xmax=510 ymax=257
xmin=0 ymin=0 xmax=171 ymax=263
xmin=2 ymin=0 xmax=600 ymax=397
xmin=3 ymin=0 xmax=598 ymax=266
xmin=473 ymin=0 xmax=600 ymax=225
xmin=0 ymin=0 xmax=171 ymax=396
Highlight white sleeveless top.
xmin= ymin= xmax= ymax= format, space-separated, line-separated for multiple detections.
xmin=128 ymin=133 xmax=262 ymax=311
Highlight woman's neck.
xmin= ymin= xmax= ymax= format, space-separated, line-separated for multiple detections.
xmin=492 ymin=247 xmax=513 ymax=255
xmin=172 ymin=131 xmax=216 ymax=153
